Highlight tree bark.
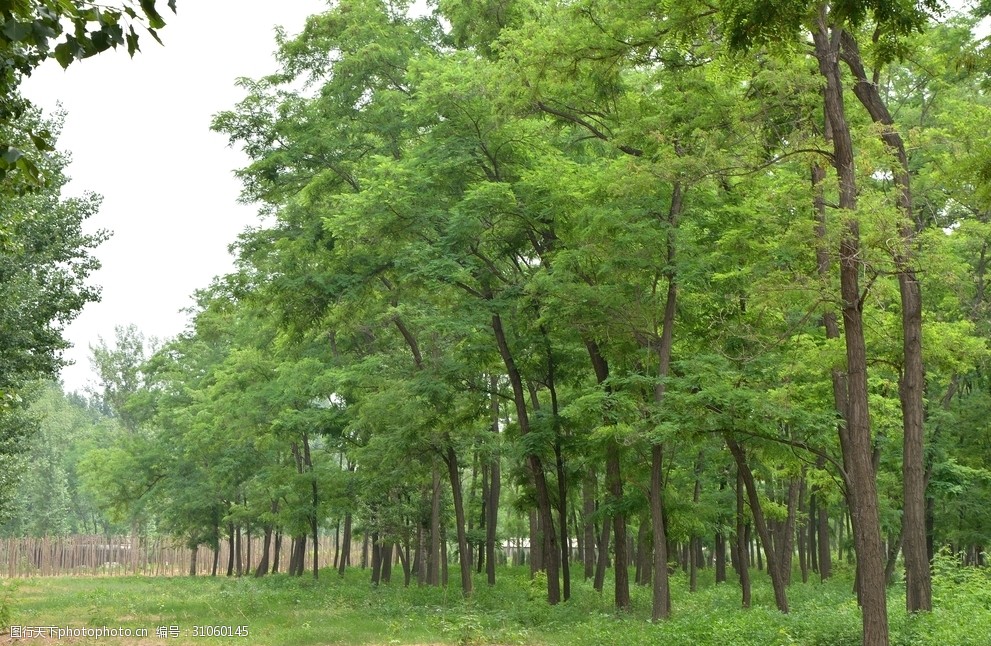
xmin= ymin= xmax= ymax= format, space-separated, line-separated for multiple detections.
xmin=735 ymin=467 xmax=751 ymax=609
xmin=255 ymin=521 xmax=273 ymax=578
xmin=446 ymin=444 xmax=474 ymax=598
xmin=338 ymin=513 xmax=352 ymax=576
xmin=813 ymin=19 xmax=890 ymax=645
xmin=226 ymin=523 xmax=235 ymax=577
xmin=727 ymin=437 xmax=789 ymax=613
xmin=839 ymin=31 xmax=930 ymax=614
xmin=649 ymin=181 xmax=679 ymax=619
xmin=593 ymin=512 xmax=610 ymax=593
xmin=371 ymin=531 xmax=382 ymax=586
xmin=429 ymin=464 xmax=441 ymax=586
xmin=486 ymin=410 xmax=500 ymax=587
xmin=583 ymin=470 xmax=597 ymax=580
xmin=585 ymin=339 xmax=630 ymax=610
xmin=492 ymin=312 xmax=560 ymax=604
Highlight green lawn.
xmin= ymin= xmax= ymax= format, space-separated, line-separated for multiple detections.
xmin=2 ymin=560 xmax=990 ymax=645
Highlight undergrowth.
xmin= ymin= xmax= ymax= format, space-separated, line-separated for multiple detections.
xmin=1 ymin=556 xmax=990 ymax=645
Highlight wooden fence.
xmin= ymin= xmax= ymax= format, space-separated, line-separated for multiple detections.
xmin=0 ymin=534 xmax=362 ymax=578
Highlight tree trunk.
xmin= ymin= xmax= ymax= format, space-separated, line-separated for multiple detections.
xmin=382 ymin=541 xmax=393 ymax=584
xmin=715 ymin=531 xmax=726 ymax=584
xmin=585 ymin=338 xmax=630 ymax=611
xmin=815 ymin=462 xmax=833 ymax=581
xmin=302 ymin=433 xmax=319 ymax=580
xmin=226 ymin=523 xmax=235 ymax=577
xmin=583 ymin=470 xmax=597 ymax=580
xmin=798 ymin=478 xmax=809 ymax=584
xmin=593 ymin=512 xmax=610 ymax=593
xmin=255 ymin=523 xmax=273 ymax=578
xmin=690 ymin=459 xmax=702 ymax=593
xmin=837 ymin=32 xmax=931 ymax=615
xmin=529 ymin=508 xmax=543 ymax=576
xmin=371 ymin=531 xmax=382 ymax=586
xmin=727 ymin=437 xmax=788 ymax=613
xmin=446 ymin=444 xmax=474 ymax=598
xmin=338 ymin=513 xmax=352 ymax=576
xmin=492 ymin=312 xmax=560 ymax=604
xmin=779 ymin=476 xmax=800 ymax=587
xmin=235 ymin=524 xmax=243 ymax=577
xmin=735 ymin=467 xmax=751 ymax=609
xmin=429 ymin=465 xmax=442 ymax=586
xmin=814 ymin=20 xmax=890 ymax=645
xmin=487 ymin=375 xmax=501 ymax=586
xmin=649 ymin=193 xmax=678 ymax=619
xmin=606 ymin=438 xmax=630 ymax=610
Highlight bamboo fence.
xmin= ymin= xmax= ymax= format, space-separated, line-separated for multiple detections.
xmin=0 ymin=534 xmax=362 ymax=578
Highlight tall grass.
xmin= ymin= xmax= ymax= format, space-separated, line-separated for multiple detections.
xmin=2 ymin=556 xmax=989 ymax=645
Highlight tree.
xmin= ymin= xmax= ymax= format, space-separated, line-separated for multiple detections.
xmin=0 ymin=0 xmax=177 ymax=183
xmin=0 ymin=112 xmax=106 ymax=519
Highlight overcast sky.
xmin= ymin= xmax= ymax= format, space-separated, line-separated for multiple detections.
xmin=22 ymin=1 xmax=327 ymax=393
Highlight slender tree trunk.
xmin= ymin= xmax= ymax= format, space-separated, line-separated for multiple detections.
xmin=338 ymin=513 xmax=352 ymax=576
xmin=226 ymin=523 xmax=235 ymax=577
xmin=838 ymin=32 xmax=930 ymax=614
xmin=478 ymin=460 xmax=488 ymax=575
xmin=727 ymin=437 xmax=788 ymax=613
xmin=371 ymin=531 xmax=382 ymax=586
xmin=593 ymin=512 xmax=610 ymax=593
xmin=554 ymin=437 xmax=571 ymax=600
xmin=606 ymin=433 xmax=630 ymax=610
xmin=441 ymin=524 xmax=449 ymax=586
xmin=649 ymin=188 xmax=679 ymax=619
xmin=398 ymin=537 xmax=411 ymax=586
xmin=813 ymin=462 xmax=833 ymax=581
xmin=583 ymin=470 xmax=597 ymax=580
xmin=735 ymin=467 xmax=751 ymax=609
xmin=429 ymin=465 xmax=441 ymax=586
xmin=492 ymin=312 xmax=560 ymax=604
xmin=690 ymin=457 xmax=702 ymax=593
xmin=300 ymin=434 xmax=319 ymax=579
xmin=446 ymin=444 xmax=474 ymax=598
xmin=814 ymin=21 xmax=889 ymax=645
xmin=715 ymin=531 xmax=727 ymax=583
xmin=487 ymin=375 xmax=501 ymax=586
xmin=779 ymin=476 xmax=800 ymax=587
xmin=382 ymin=540 xmax=393 ymax=584
xmin=255 ymin=522 xmax=273 ymax=578
xmin=530 ymin=508 xmax=543 ymax=576
xmin=583 ymin=339 xmax=630 ymax=610
xmin=798 ymin=478 xmax=809 ymax=584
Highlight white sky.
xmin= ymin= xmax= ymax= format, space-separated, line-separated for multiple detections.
xmin=22 ymin=1 xmax=327 ymax=394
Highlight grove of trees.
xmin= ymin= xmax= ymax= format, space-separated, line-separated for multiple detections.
xmin=5 ymin=2 xmax=991 ymax=646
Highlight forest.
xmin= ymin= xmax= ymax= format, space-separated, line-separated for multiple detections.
xmin=3 ymin=1 xmax=991 ymax=645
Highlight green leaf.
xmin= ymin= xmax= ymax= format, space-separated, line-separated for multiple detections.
xmin=53 ymin=41 xmax=74 ymax=68
xmin=2 ymin=20 xmax=32 ymax=42
xmin=139 ymin=0 xmax=167 ymax=29
xmin=29 ymin=130 xmax=53 ymax=152
xmin=126 ymin=26 xmax=139 ymax=56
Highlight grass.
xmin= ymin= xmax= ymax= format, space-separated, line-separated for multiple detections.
xmin=2 ymin=558 xmax=991 ymax=645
